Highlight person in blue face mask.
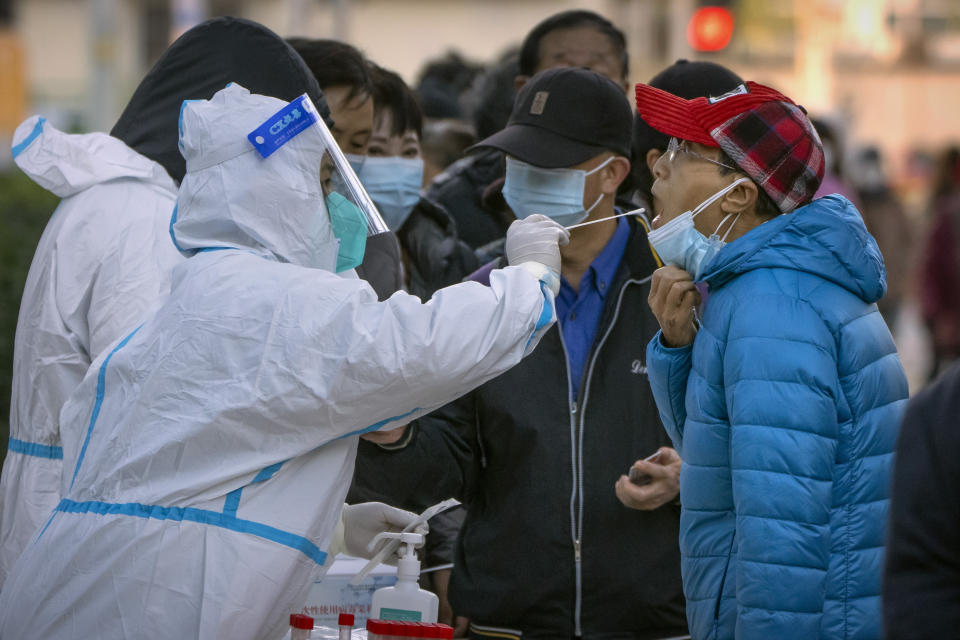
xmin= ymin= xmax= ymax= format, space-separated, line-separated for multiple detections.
xmin=347 ymin=65 xmax=486 ymax=626
xmin=356 ymin=64 xmax=480 ymax=300
xmin=347 ymin=67 xmax=690 ymax=640
xmin=637 ymin=80 xmax=907 ymax=640
xmin=423 ymin=10 xmax=632 ymax=250
xmin=358 ymin=65 xmax=424 ymax=231
xmin=291 ymin=38 xmax=408 ymax=301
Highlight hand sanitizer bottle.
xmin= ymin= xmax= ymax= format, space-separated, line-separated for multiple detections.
xmin=369 ymin=532 xmax=438 ymax=623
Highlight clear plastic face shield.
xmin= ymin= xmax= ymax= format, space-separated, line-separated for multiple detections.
xmin=248 ymin=93 xmax=388 ymax=272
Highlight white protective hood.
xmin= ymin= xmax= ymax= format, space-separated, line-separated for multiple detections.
xmin=12 ymin=116 xmax=176 ymax=197
xmin=0 ymin=84 xmax=559 ymax=640
xmin=171 ymin=83 xmax=339 ymax=269
xmin=1 ymin=116 xmax=181 ymax=589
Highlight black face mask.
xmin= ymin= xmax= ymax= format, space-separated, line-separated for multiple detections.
xmin=110 ymin=16 xmax=330 ymax=185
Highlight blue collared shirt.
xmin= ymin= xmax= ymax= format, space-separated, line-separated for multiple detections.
xmin=556 ymin=216 xmax=630 ymax=399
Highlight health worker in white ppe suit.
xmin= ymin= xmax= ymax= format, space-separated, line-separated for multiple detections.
xmin=0 ymin=17 xmax=339 ymax=587
xmin=0 ymin=84 xmax=568 ymax=640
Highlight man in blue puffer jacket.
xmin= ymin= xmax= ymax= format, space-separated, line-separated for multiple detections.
xmin=634 ymin=80 xmax=908 ymax=639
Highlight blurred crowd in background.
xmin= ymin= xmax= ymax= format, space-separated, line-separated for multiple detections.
xmin=2 ymin=0 xmax=960 ymax=442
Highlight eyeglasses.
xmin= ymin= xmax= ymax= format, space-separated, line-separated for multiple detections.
xmin=666 ymin=137 xmax=739 ymax=172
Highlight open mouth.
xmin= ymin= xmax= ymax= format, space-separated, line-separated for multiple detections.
xmin=649 ymin=183 xmax=663 ymax=229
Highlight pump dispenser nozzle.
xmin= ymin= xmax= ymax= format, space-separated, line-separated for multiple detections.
xmin=395 ymin=532 xmax=423 ymax=582
xmin=351 ymin=498 xmax=459 ymax=586
xmin=367 ymin=531 xmax=438 ymax=623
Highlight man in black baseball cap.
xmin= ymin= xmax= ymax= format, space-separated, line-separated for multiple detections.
xmin=426 ymin=9 xmax=631 ymax=249
xmin=471 ymin=66 xmax=634 ymax=235
xmin=361 ymin=66 xmax=687 ymax=639
xmin=474 ymin=66 xmax=632 ymax=169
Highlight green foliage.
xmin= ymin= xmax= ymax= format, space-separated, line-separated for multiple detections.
xmin=0 ymin=170 xmax=58 ymax=456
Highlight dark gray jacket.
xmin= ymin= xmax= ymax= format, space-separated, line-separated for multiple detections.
xmin=353 ymin=218 xmax=686 ymax=639
xmin=884 ymin=362 xmax=960 ymax=639
xmin=399 ymin=197 xmax=479 ymax=300
xmin=424 ymin=149 xmax=512 ymax=249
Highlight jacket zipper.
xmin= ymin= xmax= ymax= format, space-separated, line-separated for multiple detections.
xmin=560 ymin=277 xmax=647 ymax=638
xmin=557 ymin=329 xmax=581 ymax=636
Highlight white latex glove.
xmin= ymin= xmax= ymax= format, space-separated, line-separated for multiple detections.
xmin=331 ymin=502 xmax=428 ymax=564
xmin=505 ymin=214 xmax=570 ymax=295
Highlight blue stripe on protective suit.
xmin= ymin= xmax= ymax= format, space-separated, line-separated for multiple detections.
xmin=222 ymin=489 xmax=242 ymax=516
xmin=534 ymin=281 xmax=554 ymax=331
xmin=253 ymin=461 xmax=285 ymax=482
xmin=227 ymin=412 xmax=416 ymax=515
xmin=524 ymin=282 xmax=555 ymax=351
xmin=55 ymin=499 xmax=327 ymax=565
xmin=11 ymin=118 xmax=46 ymax=158
xmin=177 ymin=99 xmax=202 ymax=155
xmin=222 ymin=461 xmax=286 ymax=516
xmin=169 ymin=204 xmax=187 ymax=252
xmin=70 ymin=325 xmax=143 ymax=490
xmin=7 ymin=438 xmax=63 ymax=460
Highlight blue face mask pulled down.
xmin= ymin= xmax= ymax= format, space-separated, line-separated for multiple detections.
xmin=503 ymin=156 xmax=613 ymax=227
xmin=325 ymin=190 xmax=368 ymax=272
xmin=647 ymin=178 xmax=749 ymax=280
xmin=356 ymin=156 xmax=424 ymax=231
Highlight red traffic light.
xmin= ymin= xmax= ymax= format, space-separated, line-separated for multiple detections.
xmin=687 ymin=6 xmax=734 ymax=52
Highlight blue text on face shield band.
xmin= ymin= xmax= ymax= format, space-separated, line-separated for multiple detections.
xmin=54 ymin=499 xmax=327 ymax=565
xmin=248 ymin=94 xmax=319 ymax=159
xmin=11 ymin=118 xmax=46 ymax=159
xmin=8 ymin=438 xmax=63 ymax=460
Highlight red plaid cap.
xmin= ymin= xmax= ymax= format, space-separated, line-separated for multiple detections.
xmin=635 ymin=80 xmax=824 ymax=213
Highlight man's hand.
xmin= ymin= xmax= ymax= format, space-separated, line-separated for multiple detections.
xmin=615 ymin=447 xmax=681 ymax=510
xmin=648 ymin=265 xmax=701 ymax=347
xmin=453 ymin=616 xmax=470 ymax=638
xmin=360 ymin=424 xmax=408 ymax=446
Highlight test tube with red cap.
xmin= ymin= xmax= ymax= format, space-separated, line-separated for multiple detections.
xmin=289 ymin=613 xmax=314 ymax=640
xmin=366 ymin=619 xmax=392 ymax=640
xmin=337 ymin=612 xmax=354 ymax=640
xmin=365 ymin=619 xmax=383 ymax=640
xmin=426 ymin=623 xmax=455 ymax=639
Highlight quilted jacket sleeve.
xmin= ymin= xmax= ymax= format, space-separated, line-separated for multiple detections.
xmin=646 ymin=330 xmax=693 ymax=453
xmin=724 ymin=293 xmax=839 ymax=639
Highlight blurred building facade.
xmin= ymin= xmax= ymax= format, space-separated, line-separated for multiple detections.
xmin=6 ymin=0 xmax=960 ymax=183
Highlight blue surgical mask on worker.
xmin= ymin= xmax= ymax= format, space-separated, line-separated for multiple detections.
xmin=647 ymin=178 xmax=749 ymax=280
xmin=325 ymin=191 xmax=368 ymax=272
xmin=503 ymin=156 xmax=614 ymax=227
xmin=356 ymin=156 xmax=424 ymax=230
